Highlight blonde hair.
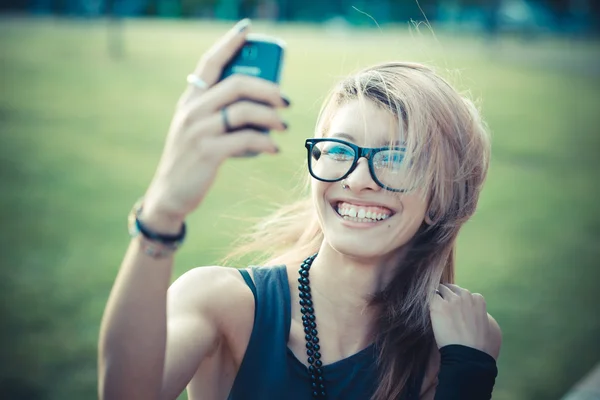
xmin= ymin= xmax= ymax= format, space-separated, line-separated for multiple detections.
xmin=226 ymin=62 xmax=491 ymax=399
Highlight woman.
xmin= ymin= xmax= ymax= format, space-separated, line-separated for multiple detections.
xmin=99 ymin=19 xmax=502 ymax=400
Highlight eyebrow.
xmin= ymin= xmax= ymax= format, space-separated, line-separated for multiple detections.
xmin=330 ymin=132 xmax=403 ymax=147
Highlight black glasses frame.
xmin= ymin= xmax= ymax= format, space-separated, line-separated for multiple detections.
xmin=304 ymin=138 xmax=407 ymax=193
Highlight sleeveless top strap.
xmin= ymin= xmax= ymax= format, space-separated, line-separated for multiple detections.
xmin=238 ymin=268 xmax=257 ymax=310
xmin=229 ymin=265 xmax=291 ymax=399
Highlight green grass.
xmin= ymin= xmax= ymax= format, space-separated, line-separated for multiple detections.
xmin=1 ymin=17 xmax=599 ymax=400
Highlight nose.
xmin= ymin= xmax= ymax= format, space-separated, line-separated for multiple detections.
xmin=344 ymin=157 xmax=380 ymax=192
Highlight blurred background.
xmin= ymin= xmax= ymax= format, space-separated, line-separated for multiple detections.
xmin=0 ymin=0 xmax=599 ymax=399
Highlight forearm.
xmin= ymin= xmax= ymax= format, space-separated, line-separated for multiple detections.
xmin=98 ymin=237 xmax=174 ymax=400
xmin=433 ymin=345 xmax=498 ymax=400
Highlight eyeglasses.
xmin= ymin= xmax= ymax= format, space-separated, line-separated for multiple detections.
xmin=304 ymin=138 xmax=411 ymax=192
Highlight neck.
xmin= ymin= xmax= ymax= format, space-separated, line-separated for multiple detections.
xmin=306 ymin=243 xmax=407 ymax=353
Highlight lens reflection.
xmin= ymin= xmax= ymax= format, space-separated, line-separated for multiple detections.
xmin=372 ymin=149 xmax=407 ymax=189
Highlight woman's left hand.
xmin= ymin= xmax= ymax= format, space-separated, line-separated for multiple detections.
xmin=430 ymin=283 xmax=501 ymax=359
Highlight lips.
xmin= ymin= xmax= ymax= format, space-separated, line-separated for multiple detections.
xmin=333 ymin=201 xmax=394 ymax=223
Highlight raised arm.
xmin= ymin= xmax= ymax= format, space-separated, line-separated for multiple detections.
xmin=98 ymin=18 xmax=288 ymax=400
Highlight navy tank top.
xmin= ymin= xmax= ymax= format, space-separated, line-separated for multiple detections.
xmin=228 ymin=265 xmax=426 ymax=400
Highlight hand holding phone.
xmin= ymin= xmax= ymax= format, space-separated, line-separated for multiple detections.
xmin=143 ymin=20 xmax=288 ymax=228
xmin=219 ymin=33 xmax=286 ymax=157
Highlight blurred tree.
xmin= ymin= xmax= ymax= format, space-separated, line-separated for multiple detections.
xmin=388 ymin=0 xmax=438 ymax=23
xmin=106 ymin=0 xmax=125 ymax=59
xmin=0 ymin=0 xmax=598 ymax=32
xmin=215 ymin=0 xmax=240 ymax=19
xmin=483 ymin=0 xmax=502 ymax=36
xmin=179 ymin=0 xmax=217 ymax=17
xmin=277 ymin=0 xmax=292 ymax=20
xmin=240 ymin=0 xmax=259 ymax=17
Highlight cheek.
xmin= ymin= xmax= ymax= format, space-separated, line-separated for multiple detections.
xmin=311 ymin=180 xmax=327 ymax=202
xmin=311 ymin=180 xmax=331 ymax=218
xmin=392 ymin=196 xmax=428 ymax=234
xmin=401 ymin=190 xmax=428 ymax=216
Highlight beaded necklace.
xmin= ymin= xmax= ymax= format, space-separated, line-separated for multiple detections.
xmin=298 ymin=253 xmax=327 ymax=398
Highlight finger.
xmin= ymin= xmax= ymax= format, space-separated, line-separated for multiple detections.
xmin=471 ymin=294 xmax=488 ymax=321
xmin=444 ymin=283 xmax=470 ymax=297
xmin=179 ymin=18 xmax=251 ymax=103
xmin=431 ymin=289 xmax=445 ymax=310
xmin=437 ymin=284 xmax=456 ymax=301
xmin=199 ymin=74 xmax=289 ymax=112
xmin=472 ymin=293 xmax=487 ymax=307
xmin=185 ymin=101 xmax=287 ymax=137
xmin=225 ymin=101 xmax=287 ymax=132
xmin=212 ymin=130 xmax=279 ymax=158
xmin=194 ymin=19 xmax=251 ymax=87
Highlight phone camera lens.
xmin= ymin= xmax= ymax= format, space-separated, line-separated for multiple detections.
xmin=242 ymin=45 xmax=258 ymax=60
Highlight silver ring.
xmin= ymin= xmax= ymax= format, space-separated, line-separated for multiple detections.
xmin=341 ymin=180 xmax=349 ymax=190
xmin=221 ymin=107 xmax=233 ymax=133
xmin=186 ymin=74 xmax=208 ymax=90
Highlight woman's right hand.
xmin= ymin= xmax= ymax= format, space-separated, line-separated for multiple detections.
xmin=141 ymin=19 xmax=289 ymax=231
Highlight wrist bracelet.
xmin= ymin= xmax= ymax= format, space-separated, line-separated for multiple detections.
xmin=135 ymin=213 xmax=186 ymax=244
xmin=128 ymin=199 xmax=186 ymax=251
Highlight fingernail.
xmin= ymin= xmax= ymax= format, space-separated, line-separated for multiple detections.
xmin=281 ymin=95 xmax=291 ymax=107
xmin=236 ymin=18 xmax=251 ymax=33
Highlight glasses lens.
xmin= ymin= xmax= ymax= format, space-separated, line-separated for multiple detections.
xmin=309 ymin=140 xmax=356 ymax=181
xmin=372 ymin=149 xmax=409 ymax=190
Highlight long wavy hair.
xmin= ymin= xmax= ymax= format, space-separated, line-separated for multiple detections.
xmin=225 ymin=62 xmax=491 ymax=400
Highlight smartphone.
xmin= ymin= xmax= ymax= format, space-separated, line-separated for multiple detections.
xmin=220 ymin=33 xmax=285 ymax=83
xmin=219 ymin=33 xmax=286 ymax=156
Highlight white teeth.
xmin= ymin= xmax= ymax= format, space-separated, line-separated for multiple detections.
xmin=335 ymin=203 xmax=392 ymax=222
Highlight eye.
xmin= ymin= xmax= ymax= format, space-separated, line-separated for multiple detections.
xmin=322 ymin=144 xmax=354 ymax=161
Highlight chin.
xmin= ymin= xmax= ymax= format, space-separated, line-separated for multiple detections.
xmin=325 ymin=236 xmax=394 ymax=262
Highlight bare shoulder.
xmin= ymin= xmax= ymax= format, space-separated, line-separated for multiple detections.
xmin=168 ymin=266 xmax=255 ymax=329
xmin=164 ymin=266 xmax=255 ymax=400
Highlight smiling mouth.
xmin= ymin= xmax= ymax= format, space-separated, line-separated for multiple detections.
xmin=333 ymin=201 xmax=394 ymax=223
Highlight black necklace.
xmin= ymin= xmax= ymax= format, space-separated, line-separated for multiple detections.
xmin=298 ymin=253 xmax=327 ymax=398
